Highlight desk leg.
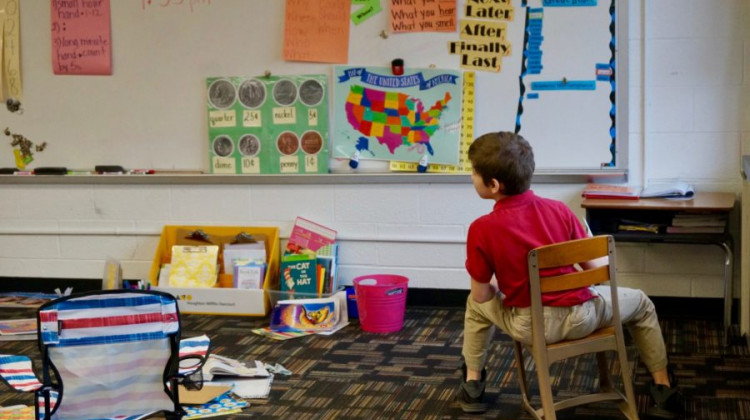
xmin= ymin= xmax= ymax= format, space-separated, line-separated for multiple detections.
xmin=720 ymin=241 xmax=733 ymax=343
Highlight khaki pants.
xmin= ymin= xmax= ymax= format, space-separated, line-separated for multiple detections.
xmin=462 ymin=286 xmax=668 ymax=374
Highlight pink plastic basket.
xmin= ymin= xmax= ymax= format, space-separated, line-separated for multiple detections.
xmin=353 ymin=274 xmax=409 ymax=333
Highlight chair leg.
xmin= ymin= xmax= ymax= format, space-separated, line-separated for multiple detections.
xmin=615 ymin=347 xmax=640 ymax=420
xmin=535 ymin=359 xmax=557 ymax=420
xmin=596 ymin=352 xmax=612 ymax=391
xmin=513 ymin=341 xmax=531 ymax=402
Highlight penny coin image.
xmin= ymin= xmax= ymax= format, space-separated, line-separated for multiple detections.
xmin=238 ymin=134 xmax=261 ymax=157
xmin=272 ymin=79 xmax=297 ymax=106
xmin=299 ymin=79 xmax=324 ymax=106
xmin=276 ymin=131 xmax=299 ymax=155
xmin=207 ymin=79 xmax=236 ymax=109
xmin=212 ymin=135 xmax=234 ymax=157
xmin=300 ymin=131 xmax=323 ymax=155
xmin=238 ymin=78 xmax=266 ymax=109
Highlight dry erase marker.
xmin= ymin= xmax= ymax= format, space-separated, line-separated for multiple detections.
xmin=95 ymin=165 xmax=125 ymax=174
xmin=129 ymin=169 xmax=155 ymax=174
xmin=67 ymin=169 xmax=93 ymax=175
xmin=13 ymin=170 xmax=33 ymax=175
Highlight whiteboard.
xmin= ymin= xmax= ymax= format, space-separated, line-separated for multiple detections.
xmin=2 ymin=0 xmax=626 ymax=173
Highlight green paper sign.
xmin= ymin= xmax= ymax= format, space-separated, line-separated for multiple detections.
xmin=207 ymin=75 xmax=329 ymax=174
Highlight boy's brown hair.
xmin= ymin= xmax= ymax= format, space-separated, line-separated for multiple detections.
xmin=468 ymin=131 xmax=535 ymax=195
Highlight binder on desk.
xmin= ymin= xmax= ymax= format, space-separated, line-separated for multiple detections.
xmin=640 ymin=182 xmax=694 ymax=198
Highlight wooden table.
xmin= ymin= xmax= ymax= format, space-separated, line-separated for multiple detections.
xmin=582 ymin=192 xmax=736 ymax=338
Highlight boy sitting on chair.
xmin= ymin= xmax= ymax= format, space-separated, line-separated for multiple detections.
xmin=459 ymin=131 xmax=684 ymax=419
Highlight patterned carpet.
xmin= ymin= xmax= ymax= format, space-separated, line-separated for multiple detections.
xmin=1 ymin=304 xmax=749 ymax=419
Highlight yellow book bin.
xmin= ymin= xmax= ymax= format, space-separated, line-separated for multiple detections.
xmin=149 ymin=225 xmax=280 ymax=316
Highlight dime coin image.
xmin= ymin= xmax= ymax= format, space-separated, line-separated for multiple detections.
xmin=238 ymin=134 xmax=261 ymax=157
xmin=299 ymin=79 xmax=324 ymax=106
xmin=212 ymin=135 xmax=234 ymax=157
xmin=300 ymin=130 xmax=323 ymax=155
xmin=272 ymin=79 xmax=297 ymax=106
xmin=238 ymin=78 xmax=266 ymax=109
xmin=207 ymin=79 xmax=236 ymax=109
xmin=276 ymin=131 xmax=299 ymax=155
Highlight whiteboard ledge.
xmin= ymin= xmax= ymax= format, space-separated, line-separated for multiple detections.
xmin=0 ymin=170 xmax=626 ymax=185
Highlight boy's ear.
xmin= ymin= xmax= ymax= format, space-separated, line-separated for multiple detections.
xmin=489 ymin=179 xmax=503 ymax=194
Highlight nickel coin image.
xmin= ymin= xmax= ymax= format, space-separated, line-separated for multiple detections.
xmin=272 ymin=79 xmax=297 ymax=106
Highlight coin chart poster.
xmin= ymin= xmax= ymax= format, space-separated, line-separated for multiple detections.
xmin=207 ymin=75 xmax=329 ymax=174
xmin=333 ymin=66 xmax=462 ymax=165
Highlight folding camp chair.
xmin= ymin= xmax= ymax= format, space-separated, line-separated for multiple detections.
xmin=0 ymin=289 xmax=211 ymax=420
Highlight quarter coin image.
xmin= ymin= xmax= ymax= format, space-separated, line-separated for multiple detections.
xmin=299 ymin=79 xmax=324 ymax=106
xmin=272 ymin=79 xmax=297 ymax=106
xmin=238 ymin=134 xmax=261 ymax=157
xmin=300 ymin=131 xmax=323 ymax=155
xmin=212 ymin=135 xmax=234 ymax=157
xmin=276 ymin=131 xmax=299 ymax=155
xmin=238 ymin=78 xmax=266 ymax=109
xmin=207 ymin=79 xmax=236 ymax=109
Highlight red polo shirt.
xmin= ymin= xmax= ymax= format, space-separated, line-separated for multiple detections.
xmin=465 ymin=190 xmax=595 ymax=307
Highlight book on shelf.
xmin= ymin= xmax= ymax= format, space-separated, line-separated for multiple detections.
xmin=582 ymin=183 xmax=641 ymax=200
xmin=671 ymin=213 xmax=727 ymax=227
xmin=666 ymin=226 xmax=725 ymax=234
xmin=640 ymin=182 xmax=695 ymax=198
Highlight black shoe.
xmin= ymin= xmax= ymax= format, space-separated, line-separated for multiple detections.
xmin=458 ymin=363 xmax=488 ymax=414
xmin=647 ymin=374 xmax=685 ymax=419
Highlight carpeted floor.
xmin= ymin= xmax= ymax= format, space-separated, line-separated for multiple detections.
xmin=1 ymin=305 xmax=749 ymax=419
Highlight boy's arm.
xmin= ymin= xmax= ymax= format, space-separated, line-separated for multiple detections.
xmin=470 ymin=278 xmax=497 ymax=303
xmin=580 ymin=256 xmax=608 ymax=270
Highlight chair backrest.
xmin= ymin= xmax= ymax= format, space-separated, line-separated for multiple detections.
xmin=36 ymin=289 xmax=183 ymax=419
xmin=527 ymin=235 xmax=620 ymax=344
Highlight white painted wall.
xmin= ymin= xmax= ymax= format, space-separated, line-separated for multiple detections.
xmin=0 ymin=1 xmax=747 ymax=299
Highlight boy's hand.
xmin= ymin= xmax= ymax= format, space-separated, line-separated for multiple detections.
xmin=470 ymin=279 xmax=496 ymax=303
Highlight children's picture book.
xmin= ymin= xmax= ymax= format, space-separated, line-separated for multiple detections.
xmin=234 ymin=262 xmax=266 ymax=289
xmin=0 ymin=405 xmax=34 ymax=419
xmin=270 ymin=291 xmax=347 ymax=333
xmin=280 ymin=253 xmax=318 ymax=293
xmin=286 ymin=217 xmax=336 ymax=253
xmin=0 ymin=292 xmax=56 ymax=308
xmin=182 ymin=391 xmax=248 ymax=419
xmin=0 ymin=318 xmax=36 ymax=341
xmin=316 ymin=243 xmax=339 ymax=294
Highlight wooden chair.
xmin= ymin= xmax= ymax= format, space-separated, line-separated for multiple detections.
xmin=513 ymin=235 xmax=639 ymax=420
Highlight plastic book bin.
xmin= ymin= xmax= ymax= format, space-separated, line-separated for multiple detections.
xmin=353 ymin=274 xmax=409 ymax=333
